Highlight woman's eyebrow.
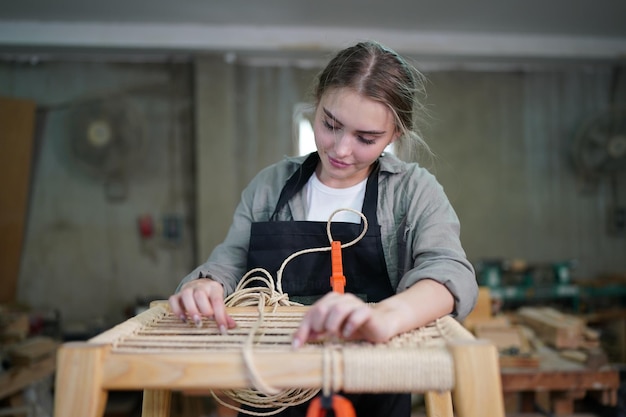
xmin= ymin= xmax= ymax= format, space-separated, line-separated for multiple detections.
xmin=323 ymin=107 xmax=340 ymax=124
xmin=322 ymin=107 xmax=387 ymax=136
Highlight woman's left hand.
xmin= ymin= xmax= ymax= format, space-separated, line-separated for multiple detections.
xmin=291 ymin=279 xmax=455 ymax=349
xmin=291 ymin=292 xmax=395 ymax=348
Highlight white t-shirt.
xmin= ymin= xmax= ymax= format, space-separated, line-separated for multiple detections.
xmin=304 ymin=173 xmax=367 ymax=224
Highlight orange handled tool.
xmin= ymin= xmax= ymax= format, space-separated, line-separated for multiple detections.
xmin=307 ymin=242 xmax=356 ymax=417
xmin=306 ymin=394 xmax=356 ymax=417
xmin=330 ymin=241 xmax=346 ymax=293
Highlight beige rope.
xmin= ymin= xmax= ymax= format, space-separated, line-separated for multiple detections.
xmin=342 ymin=347 xmax=454 ymax=392
xmin=321 ymin=347 xmax=342 ymax=396
xmin=210 ymin=273 xmax=315 ymax=416
xmin=211 ymin=208 xmax=367 ymax=415
xmin=89 ymin=303 xmax=168 ymax=347
xmin=274 ymin=208 xmax=368 ymax=294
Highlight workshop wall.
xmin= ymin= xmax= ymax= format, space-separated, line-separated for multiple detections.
xmin=194 ymin=58 xmax=626 ymax=287
xmin=424 ymin=68 xmax=626 ymax=279
xmin=1 ymin=56 xmax=624 ymax=334
xmin=0 ymin=61 xmax=195 ymax=331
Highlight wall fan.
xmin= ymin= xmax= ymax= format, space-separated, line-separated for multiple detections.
xmin=572 ymin=107 xmax=626 ymax=234
xmin=572 ymin=107 xmax=626 ymax=185
xmin=66 ymin=97 xmax=146 ymax=201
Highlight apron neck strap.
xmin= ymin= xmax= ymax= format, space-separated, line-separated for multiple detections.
xmin=271 ymin=152 xmax=380 ymax=225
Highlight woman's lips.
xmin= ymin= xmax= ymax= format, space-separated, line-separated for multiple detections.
xmin=328 ymin=156 xmax=350 ymax=169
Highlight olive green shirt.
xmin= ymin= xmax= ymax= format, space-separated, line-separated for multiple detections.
xmin=178 ymin=152 xmax=477 ymax=319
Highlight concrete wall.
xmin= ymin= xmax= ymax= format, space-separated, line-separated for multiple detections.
xmin=424 ymin=69 xmax=625 ymax=279
xmin=193 ymin=60 xmax=626 ymax=286
xmin=1 ymin=61 xmax=195 ymax=330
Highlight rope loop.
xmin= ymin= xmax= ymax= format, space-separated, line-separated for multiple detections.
xmin=210 ymin=208 xmax=367 ymax=416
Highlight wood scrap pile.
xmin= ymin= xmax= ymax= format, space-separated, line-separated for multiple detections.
xmin=463 ymin=287 xmax=540 ymax=368
xmin=514 ymin=306 xmax=607 ymax=369
xmin=463 ymin=288 xmax=609 ymax=369
xmin=0 ymin=304 xmax=58 ymax=402
xmin=0 ymin=306 xmax=29 ymax=344
xmin=470 ymin=315 xmax=541 ymax=368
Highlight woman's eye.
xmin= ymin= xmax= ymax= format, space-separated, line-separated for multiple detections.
xmin=323 ymin=120 xmax=338 ymax=131
xmin=358 ymin=136 xmax=376 ymax=145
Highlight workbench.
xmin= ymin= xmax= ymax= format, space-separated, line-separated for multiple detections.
xmin=500 ymin=346 xmax=621 ymax=415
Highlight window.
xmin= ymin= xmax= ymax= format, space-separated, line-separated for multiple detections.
xmin=294 ymin=103 xmax=315 ymax=156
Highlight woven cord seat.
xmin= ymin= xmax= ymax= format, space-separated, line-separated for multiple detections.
xmin=54 ymin=302 xmax=505 ymax=417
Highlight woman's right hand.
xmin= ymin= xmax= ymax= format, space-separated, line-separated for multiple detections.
xmin=168 ymin=278 xmax=237 ymax=333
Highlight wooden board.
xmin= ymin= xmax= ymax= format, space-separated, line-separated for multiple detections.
xmin=474 ymin=325 xmax=526 ymax=352
xmin=0 ymin=355 xmax=55 ymax=400
xmin=9 ymin=336 xmax=59 ymax=366
xmin=0 ymin=96 xmax=36 ymax=303
xmin=516 ymin=307 xmax=585 ymax=349
xmin=500 ymin=345 xmax=620 ymax=413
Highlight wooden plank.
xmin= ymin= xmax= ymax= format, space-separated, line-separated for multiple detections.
xmin=102 ymin=350 xmax=325 ymax=390
xmin=499 ymin=354 xmax=540 ymax=369
xmin=449 ymin=340 xmax=506 ymax=417
xmin=0 ymin=355 xmax=55 ymax=400
xmin=9 ymin=336 xmax=59 ymax=365
xmin=424 ymin=390 xmax=453 ymax=417
xmin=142 ymin=390 xmax=172 ymax=417
xmin=516 ymin=307 xmax=584 ymax=349
xmin=54 ymin=343 xmax=108 ymax=417
xmin=474 ymin=325 xmax=525 ymax=352
xmin=0 ymin=97 xmax=36 ymax=303
xmin=500 ymin=368 xmax=620 ymax=395
xmin=0 ymin=310 xmax=30 ymax=342
xmin=462 ymin=286 xmax=492 ymax=331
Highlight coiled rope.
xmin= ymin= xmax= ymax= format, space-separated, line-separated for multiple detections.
xmin=209 ymin=208 xmax=368 ymax=416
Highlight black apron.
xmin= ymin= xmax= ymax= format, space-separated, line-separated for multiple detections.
xmin=240 ymin=153 xmax=411 ymax=417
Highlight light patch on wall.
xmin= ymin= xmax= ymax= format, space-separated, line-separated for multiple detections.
xmin=298 ymin=117 xmax=316 ymax=156
xmin=293 ymin=102 xmax=315 ymax=156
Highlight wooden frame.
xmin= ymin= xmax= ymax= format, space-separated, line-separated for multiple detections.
xmin=53 ymin=303 xmax=505 ymax=417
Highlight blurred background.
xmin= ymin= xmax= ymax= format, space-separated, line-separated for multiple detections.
xmin=1 ymin=1 xmax=625 ymax=415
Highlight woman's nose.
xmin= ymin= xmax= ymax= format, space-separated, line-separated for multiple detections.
xmin=334 ymin=133 xmax=351 ymax=156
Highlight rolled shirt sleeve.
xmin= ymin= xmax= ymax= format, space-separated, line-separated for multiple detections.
xmin=378 ymin=157 xmax=478 ymax=320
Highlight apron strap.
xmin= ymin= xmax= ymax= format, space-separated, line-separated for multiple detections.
xmin=270 ymin=152 xmax=319 ymax=220
xmin=270 ymin=152 xmax=380 ymax=228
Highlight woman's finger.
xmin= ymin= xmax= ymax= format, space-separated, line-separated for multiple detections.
xmin=340 ymin=304 xmax=372 ymax=339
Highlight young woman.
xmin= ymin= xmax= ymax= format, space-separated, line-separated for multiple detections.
xmin=169 ymin=40 xmax=478 ymax=417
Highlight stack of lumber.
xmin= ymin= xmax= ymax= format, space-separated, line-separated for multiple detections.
xmin=0 ymin=306 xmax=29 ymax=343
xmin=463 ymin=288 xmax=609 ymax=369
xmin=472 ymin=316 xmax=541 ymax=368
xmin=463 ymin=288 xmax=540 ymax=368
xmin=0 ymin=304 xmax=58 ymax=402
xmin=515 ymin=306 xmax=607 ymax=369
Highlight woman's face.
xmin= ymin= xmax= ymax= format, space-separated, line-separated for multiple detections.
xmin=313 ymin=88 xmax=398 ymax=188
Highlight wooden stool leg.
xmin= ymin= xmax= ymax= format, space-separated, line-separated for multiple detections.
xmin=449 ymin=340 xmax=505 ymax=417
xmin=424 ymin=391 xmax=453 ymax=417
xmin=142 ymin=389 xmax=172 ymax=417
xmin=54 ymin=342 xmax=108 ymax=417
